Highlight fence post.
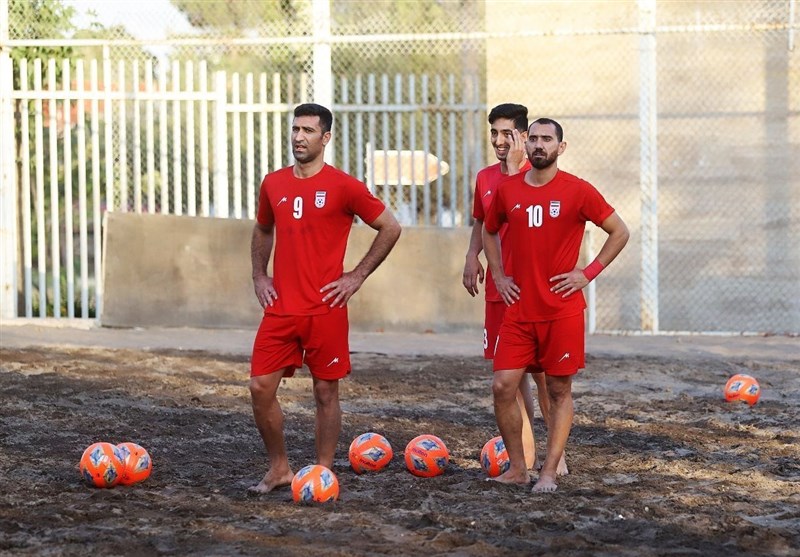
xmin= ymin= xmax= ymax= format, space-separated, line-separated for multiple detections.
xmin=213 ymin=70 xmax=228 ymax=218
xmin=0 ymin=0 xmax=17 ymax=319
xmin=638 ymin=0 xmax=659 ymax=333
xmin=312 ymin=0 xmax=333 ymax=163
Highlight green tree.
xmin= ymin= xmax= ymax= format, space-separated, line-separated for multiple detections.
xmin=172 ymin=0 xmax=298 ymax=31
xmin=9 ymin=0 xmax=75 ymax=87
xmin=168 ymin=0 xmax=483 ymax=76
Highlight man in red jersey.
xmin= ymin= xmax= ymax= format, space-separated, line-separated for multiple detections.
xmin=249 ymin=103 xmax=401 ymax=493
xmin=483 ymin=118 xmax=629 ymax=492
xmin=462 ymin=103 xmax=566 ymax=475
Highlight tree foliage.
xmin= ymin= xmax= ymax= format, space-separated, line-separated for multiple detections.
xmin=9 ymin=0 xmax=75 ymax=88
xmin=171 ymin=0 xmax=299 ymax=32
xmin=168 ymin=0 xmax=482 ymax=76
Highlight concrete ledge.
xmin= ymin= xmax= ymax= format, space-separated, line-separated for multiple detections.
xmin=101 ymin=213 xmax=482 ymax=332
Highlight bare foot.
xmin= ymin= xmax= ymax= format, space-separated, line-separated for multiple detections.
xmin=248 ymin=469 xmax=294 ymax=494
xmin=532 ymin=473 xmax=558 ymax=493
xmin=488 ymin=469 xmax=530 ymax=485
xmin=556 ymin=453 xmax=569 ymax=477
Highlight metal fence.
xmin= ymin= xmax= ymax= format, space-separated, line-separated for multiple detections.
xmin=2 ymin=58 xmax=484 ymax=319
xmin=1 ymin=0 xmax=798 ymax=334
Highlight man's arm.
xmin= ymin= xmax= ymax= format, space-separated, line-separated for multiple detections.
xmin=482 ymin=226 xmax=520 ymax=306
xmin=549 ymin=212 xmax=630 ymax=298
xmin=320 ymin=209 xmax=402 ymax=307
xmin=251 ymin=222 xmax=277 ymax=308
xmin=462 ymin=219 xmax=485 ymax=297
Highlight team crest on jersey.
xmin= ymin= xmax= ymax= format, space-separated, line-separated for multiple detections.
xmin=315 ymin=191 xmax=327 ymax=208
xmin=549 ymin=200 xmax=561 ymax=217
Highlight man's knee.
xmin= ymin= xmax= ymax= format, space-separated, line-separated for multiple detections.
xmin=545 ymin=375 xmax=572 ymax=402
xmin=492 ymin=372 xmax=521 ymax=403
xmin=313 ymin=379 xmax=339 ymax=407
xmin=250 ymin=375 xmax=279 ymax=400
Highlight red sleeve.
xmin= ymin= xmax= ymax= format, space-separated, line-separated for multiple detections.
xmin=483 ymin=186 xmax=505 ymax=234
xmin=256 ymin=175 xmax=274 ymax=226
xmin=579 ymin=182 xmax=615 ymax=227
xmin=347 ymin=175 xmax=387 ymax=225
xmin=471 ymin=182 xmax=483 ymax=221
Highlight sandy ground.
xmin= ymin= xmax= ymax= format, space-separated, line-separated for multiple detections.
xmin=1 ymin=323 xmax=798 ymax=556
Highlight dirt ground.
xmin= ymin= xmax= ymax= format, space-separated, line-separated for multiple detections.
xmin=1 ymin=336 xmax=799 ymax=556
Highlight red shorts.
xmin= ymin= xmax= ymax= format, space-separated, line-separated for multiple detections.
xmin=250 ymin=307 xmax=351 ymax=381
xmin=483 ymin=300 xmax=506 ymax=359
xmin=493 ymin=312 xmax=585 ymax=376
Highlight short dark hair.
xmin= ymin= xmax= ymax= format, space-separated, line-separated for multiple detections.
xmin=530 ymin=117 xmax=563 ymax=142
xmin=294 ymin=103 xmax=333 ymax=133
xmin=488 ymin=103 xmax=528 ymax=132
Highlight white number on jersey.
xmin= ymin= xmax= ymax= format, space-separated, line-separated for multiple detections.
xmin=293 ymin=197 xmax=303 ymax=219
xmin=526 ymin=204 xmax=543 ymax=228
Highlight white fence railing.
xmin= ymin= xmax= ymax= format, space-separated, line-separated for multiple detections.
xmin=1 ymin=57 xmax=485 ymax=319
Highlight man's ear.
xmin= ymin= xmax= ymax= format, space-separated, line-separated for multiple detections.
xmin=558 ymin=141 xmax=567 ymax=156
xmin=322 ymin=131 xmax=332 ymax=146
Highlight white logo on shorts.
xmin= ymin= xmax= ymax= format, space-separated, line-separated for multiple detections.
xmin=327 ymin=357 xmax=339 ymax=367
xmin=558 ymin=352 xmax=570 ymax=362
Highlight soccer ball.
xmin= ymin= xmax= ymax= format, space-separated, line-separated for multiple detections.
xmin=79 ymin=442 xmax=125 ymax=488
xmin=480 ymin=436 xmax=510 ymax=477
xmin=724 ymin=374 xmax=761 ymax=406
xmin=116 ymin=442 xmax=153 ymax=485
xmin=404 ymin=434 xmax=449 ymax=478
xmin=349 ymin=432 xmax=393 ymax=473
xmin=291 ymin=464 xmax=339 ymax=503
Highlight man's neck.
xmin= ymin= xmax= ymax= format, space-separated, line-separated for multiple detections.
xmin=293 ymin=159 xmax=325 ymax=178
xmin=525 ymin=165 xmax=559 ymax=187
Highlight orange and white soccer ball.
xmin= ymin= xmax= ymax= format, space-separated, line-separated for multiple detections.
xmin=79 ymin=442 xmax=125 ymax=488
xmin=349 ymin=432 xmax=393 ymax=473
xmin=116 ymin=442 xmax=153 ymax=485
xmin=404 ymin=434 xmax=449 ymax=478
xmin=724 ymin=374 xmax=761 ymax=406
xmin=480 ymin=436 xmax=510 ymax=477
xmin=291 ymin=464 xmax=339 ymax=503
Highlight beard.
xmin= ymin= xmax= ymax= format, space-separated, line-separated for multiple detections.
xmin=528 ymin=150 xmax=557 ymax=170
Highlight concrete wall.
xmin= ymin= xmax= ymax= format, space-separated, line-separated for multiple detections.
xmin=102 ymin=212 xmax=482 ymax=332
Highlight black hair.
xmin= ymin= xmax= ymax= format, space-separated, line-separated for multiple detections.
xmin=530 ymin=117 xmax=563 ymax=142
xmin=488 ymin=103 xmax=528 ymax=132
xmin=293 ymin=103 xmax=333 ymax=133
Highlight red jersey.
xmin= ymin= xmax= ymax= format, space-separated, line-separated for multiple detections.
xmin=256 ymin=164 xmax=387 ymax=316
xmin=472 ymin=161 xmax=532 ymax=302
xmin=484 ymin=169 xmax=615 ymax=322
